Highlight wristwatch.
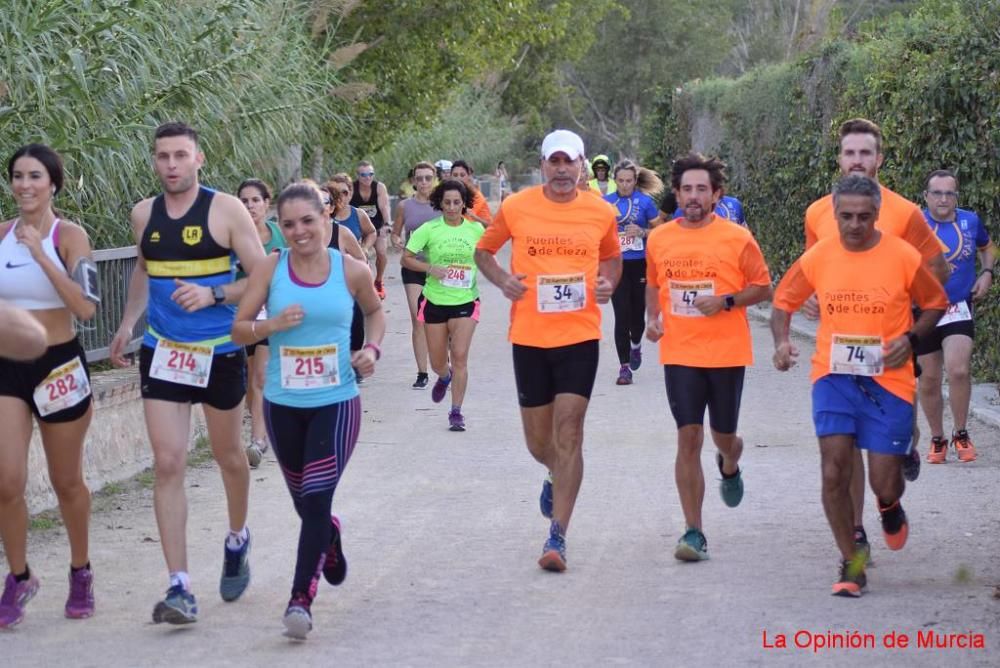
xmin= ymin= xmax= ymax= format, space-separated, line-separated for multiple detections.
xmin=212 ymin=285 xmax=226 ymax=305
xmin=723 ymin=294 xmax=736 ymax=311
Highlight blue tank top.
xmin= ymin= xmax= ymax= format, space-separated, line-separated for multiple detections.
xmin=139 ymin=186 xmax=238 ymax=352
xmin=924 ymin=207 xmax=991 ymax=304
xmin=264 ymin=249 xmax=358 ymax=407
xmin=334 ymin=206 xmax=362 ymax=241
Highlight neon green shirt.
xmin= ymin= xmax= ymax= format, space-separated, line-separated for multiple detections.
xmin=405 ymin=216 xmax=485 ymax=305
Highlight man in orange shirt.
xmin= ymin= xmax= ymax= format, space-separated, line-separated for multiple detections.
xmin=802 ymin=118 xmax=949 ymax=564
xmin=645 ymin=153 xmax=772 ymax=562
xmin=475 ymin=129 xmax=622 ymax=572
xmin=773 ymin=175 xmax=946 ymax=597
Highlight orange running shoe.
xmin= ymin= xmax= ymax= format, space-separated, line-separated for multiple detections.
xmin=926 ymin=436 xmax=948 ymax=464
xmin=879 ymin=500 xmax=908 ymax=551
xmin=951 ymin=430 xmax=977 ymax=462
xmin=374 ymin=280 xmax=386 ymax=300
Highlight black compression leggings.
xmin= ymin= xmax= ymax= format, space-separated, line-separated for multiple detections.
xmin=612 ymin=258 xmax=647 ymax=365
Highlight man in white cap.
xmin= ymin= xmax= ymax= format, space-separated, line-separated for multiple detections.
xmin=475 ymin=129 xmax=622 ymax=572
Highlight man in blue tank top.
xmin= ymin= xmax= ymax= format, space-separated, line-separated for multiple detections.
xmin=915 ymin=169 xmax=994 ymax=465
xmin=109 ymin=122 xmax=266 ymax=625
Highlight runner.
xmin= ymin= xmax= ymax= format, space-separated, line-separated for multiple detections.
xmin=391 ymin=161 xmax=439 ymax=389
xmin=0 ymin=300 xmax=47 ymax=361
xmin=237 ymin=178 xmax=285 ymax=469
xmin=402 ymin=179 xmax=485 ymax=431
xmin=475 ymin=129 xmax=621 ymax=571
xmin=645 ymin=153 xmax=772 ymax=561
xmin=109 ymin=122 xmax=266 ymax=624
xmin=449 ymin=160 xmax=493 ymax=225
xmin=435 ymin=159 xmax=453 ymax=181
xmin=232 ymin=182 xmax=384 ymax=639
xmin=495 ymin=161 xmax=511 ymax=200
xmin=0 ymin=144 xmax=99 ymax=627
xmin=917 ymin=169 xmax=994 ymax=463
xmin=350 ymin=161 xmax=390 ymax=299
xmin=660 ymin=193 xmax=748 ymax=227
xmin=802 ymin=118 xmax=949 ymax=563
xmin=606 ymin=158 xmax=663 ymax=385
xmin=329 ymin=174 xmax=377 ymax=252
xmin=771 ymin=174 xmax=947 ymax=596
xmin=589 ymin=154 xmax=617 ymax=195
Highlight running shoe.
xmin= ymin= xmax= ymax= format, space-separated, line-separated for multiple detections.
xmin=629 ymin=345 xmax=642 ymax=371
xmin=831 ymin=558 xmax=867 ymax=598
xmin=431 ymin=371 xmax=452 ymax=403
xmin=448 ymin=408 xmax=465 ymax=432
xmin=926 ymin=436 xmax=948 ymax=464
xmin=374 ymin=280 xmax=386 ymax=301
xmin=901 ymin=445 xmax=921 ymax=481
xmin=152 ymin=584 xmax=198 ymax=624
xmin=65 ymin=566 xmax=95 ymax=619
xmin=538 ymin=522 xmax=567 ymax=572
xmin=412 ymin=372 xmax=429 ymax=389
xmin=853 ymin=528 xmax=873 ymax=567
xmin=323 ymin=516 xmax=347 ymax=586
xmin=219 ymin=530 xmax=251 ymax=602
xmin=879 ymin=500 xmax=909 ymax=551
xmin=616 ymin=365 xmax=633 ymax=385
xmin=952 ymin=429 xmax=977 ymax=462
xmin=283 ymin=592 xmax=313 ymax=639
xmin=674 ymin=528 xmax=709 ymax=562
xmin=716 ymin=452 xmax=744 ymax=508
xmin=246 ymin=441 xmax=263 ymax=469
xmin=539 ymin=474 xmax=554 ymax=519
xmin=0 ymin=572 xmax=40 ymax=628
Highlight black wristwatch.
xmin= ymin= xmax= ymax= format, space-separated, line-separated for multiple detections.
xmin=723 ymin=294 xmax=736 ymax=311
xmin=906 ymin=331 xmax=919 ymax=349
xmin=212 ymin=285 xmax=226 ymax=305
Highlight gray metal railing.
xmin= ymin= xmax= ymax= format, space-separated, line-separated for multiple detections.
xmin=78 ymin=246 xmax=145 ymax=363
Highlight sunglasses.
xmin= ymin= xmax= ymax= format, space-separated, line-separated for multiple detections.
xmin=335 ymin=189 xmax=350 ymax=196
xmin=413 ymin=175 xmax=434 ymax=182
xmin=358 ymin=171 xmax=374 ymax=177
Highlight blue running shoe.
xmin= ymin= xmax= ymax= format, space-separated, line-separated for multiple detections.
xmin=323 ymin=516 xmax=347 ymax=586
xmin=674 ymin=528 xmax=709 ymax=562
xmin=152 ymin=585 xmax=198 ymax=624
xmin=219 ymin=530 xmax=251 ymax=602
xmin=538 ymin=521 xmax=567 ymax=572
xmin=431 ymin=371 xmax=452 ymax=403
xmin=539 ymin=474 xmax=553 ymax=519
xmin=629 ymin=345 xmax=642 ymax=371
xmin=716 ymin=452 xmax=744 ymax=508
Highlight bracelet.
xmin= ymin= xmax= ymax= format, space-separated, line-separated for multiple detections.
xmin=251 ymin=320 xmax=258 ymax=340
xmin=981 ymin=268 xmax=994 ymax=277
xmin=363 ymin=342 xmax=381 ymax=360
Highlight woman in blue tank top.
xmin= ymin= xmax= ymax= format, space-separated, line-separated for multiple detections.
xmin=232 ymin=183 xmax=385 ymax=639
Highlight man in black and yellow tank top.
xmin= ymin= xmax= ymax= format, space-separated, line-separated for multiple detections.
xmin=109 ymin=122 xmax=265 ymax=625
xmin=351 ymin=160 xmax=390 ymax=299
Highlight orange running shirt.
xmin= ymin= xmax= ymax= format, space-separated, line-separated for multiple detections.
xmin=645 ymin=216 xmax=772 ymax=367
xmin=773 ymin=234 xmax=947 ymax=401
xmin=470 ymin=190 xmax=493 ymax=225
xmin=804 ymin=185 xmax=943 ymax=262
xmin=476 ymin=185 xmax=619 ymax=348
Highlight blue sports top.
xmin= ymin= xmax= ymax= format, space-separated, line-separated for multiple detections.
xmin=923 ymin=207 xmax=991 ymax=304
xmin=672 ymin=195 xmax=747 ymax=227
xmin=334 ymin=206 xmax=363 ymax=241
xmin=604 ymin=190 xmax=659 ymax=260
xmin=264 ymin=249 xmax=358 ymax=407
xmin=139 ymin=186 xmax=238 ymax=352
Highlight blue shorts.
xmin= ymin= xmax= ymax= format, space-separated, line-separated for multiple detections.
xmin=811 ymin=375 xmax=913 ymax=455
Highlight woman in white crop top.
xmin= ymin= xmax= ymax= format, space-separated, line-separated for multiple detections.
xmin=0 ymin=144 xmax=99 ymax=627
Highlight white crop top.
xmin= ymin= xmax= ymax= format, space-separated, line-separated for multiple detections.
xmin=0 ymin=219 xmax=67 ymax=309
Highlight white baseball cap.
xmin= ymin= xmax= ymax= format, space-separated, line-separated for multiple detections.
xmin=541 ymin=129 xmax=585 ymax=160
xmin=435 ymin=159 xmax=453 ymax=171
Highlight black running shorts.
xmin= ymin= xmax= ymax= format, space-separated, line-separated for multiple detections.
xmin=0 ymin=337 xmax=92 ymax=423
xmin=663 ymin=364 xmax=745 ymax=433
xmin=512 ymin=340 xmax=599 ymax=408
xmin=140 ymin=346 xmax=246 ymax=410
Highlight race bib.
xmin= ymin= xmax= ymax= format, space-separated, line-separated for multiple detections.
xmin=280 ymin=345 xmax=340 ymax=389
xmin=33 ymin=356 xmax=91 ymax=417
xmin=441 ymin=264 xmax=475 ymax=289
xmin=669 ymin=280 xmax=715 ymax=317
xmin=830 ymin=334 xmax=883 ymax=376
xmin=618 ymin=233 xmax=644 ymax=252
xmin=937 ymin=300 xmax=971 ymax=327
xmin=537 ymin=273 xmax=586 ymax=313
xmin=150 ymin=339 xmax=213 ymax=387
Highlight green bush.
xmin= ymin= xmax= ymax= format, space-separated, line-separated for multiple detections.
xmin=641 ymin=0 xmax=1000 ymax=379
xmin=0 ymin=0 xmax=345 ymax=248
